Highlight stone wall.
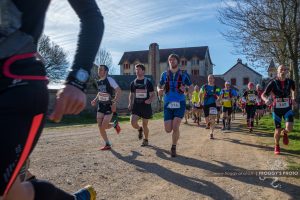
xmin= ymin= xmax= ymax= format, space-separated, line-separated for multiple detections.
xmin=48 ymin=89 xmax=162 ymax=115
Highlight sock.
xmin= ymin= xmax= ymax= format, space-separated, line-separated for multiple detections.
xmin=222 ymin=119 xmax=225 ymax=127
xmin=171 ymin=145 xmax=176 ymax=149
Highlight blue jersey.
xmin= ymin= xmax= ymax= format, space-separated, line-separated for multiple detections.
xmin=200 ymin=85 xmax=221 ymax=105
xmin=159 ymin=70 xmax=192 ymax=104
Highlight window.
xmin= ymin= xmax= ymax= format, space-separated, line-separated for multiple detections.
xmin=123 ymin=63 xmax=130 ymax=70
xmin=191 ymin=69 xmax=199 ymax=75
xmin=124 ymin=72 xmax=130 ymax=75
xmin=197 ymin=59 xmax=200 ymax=65
xmin=243 ymin=77 xmax=249 ymax=85
xmin=231 ymin=78 xmax=236 ymax=86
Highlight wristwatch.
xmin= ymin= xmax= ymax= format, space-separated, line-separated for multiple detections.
xmin=66 ymin=68 xmax=90 ymax=92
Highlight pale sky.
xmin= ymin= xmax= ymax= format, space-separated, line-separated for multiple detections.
xmin=44 ymin=0 xmax=267 ymax=76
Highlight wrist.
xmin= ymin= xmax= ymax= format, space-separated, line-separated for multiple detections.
xmin=66 ymin=68 xmax=90 ymax=92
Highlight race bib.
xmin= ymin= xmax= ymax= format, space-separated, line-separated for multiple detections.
xmin=275 ymin=98 xmax=290 ymax=108
xmin=135 ymin=89 xmax=147 ymax=98
xmin=167 ymin=102 xmax=180 ymax=109
xmin=194 ymin=103 xmax=200 ymax=107
xmin=209 ymin=107 xmax=218 ymax=115
xmin=99 ymin=92 xmax=110 ymax=101
xmin=248 ymin=94 xmax=256 ymax=101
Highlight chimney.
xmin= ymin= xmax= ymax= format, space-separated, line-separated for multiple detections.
xmin=237 ymin=58 xmax=242 ymax=64
xmin=148 ymin=43 xmax=160 ymax=85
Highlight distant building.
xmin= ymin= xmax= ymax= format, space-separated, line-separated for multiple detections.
xmin=217 ymin=59 xmax=263 ymax=93
xmin=267 ymin=59 xmax=277 ymax=79
xmin=118 ymin=43 xmax=214 ymax=85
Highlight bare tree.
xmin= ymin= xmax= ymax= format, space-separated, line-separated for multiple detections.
xmin=87 ymin=48 xmax=114 ymax=90
xmin=38 ymin=34 xmax=69 ymax=82
xmin=219 ymin=0 xmax=300 ymax=117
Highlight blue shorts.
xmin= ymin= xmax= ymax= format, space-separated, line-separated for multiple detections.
xmin=164 ymin=101 xmax=185 ymax=121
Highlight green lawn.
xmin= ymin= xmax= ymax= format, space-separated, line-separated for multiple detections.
xmin=256 ymin=114 xmax=300 ymax=170
xmin=45 ymin=112 xmax=163 ymax=128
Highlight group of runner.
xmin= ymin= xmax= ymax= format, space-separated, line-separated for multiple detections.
xmin=1 ymin=0 xmax=297 ymax=198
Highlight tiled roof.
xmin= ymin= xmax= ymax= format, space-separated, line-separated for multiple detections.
xmin=118 ymin=46 xmax=211 ymax=65
xmin=223 ymin=62 xmax=262 ymax=77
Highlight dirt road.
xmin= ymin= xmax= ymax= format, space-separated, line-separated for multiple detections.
xmin=30 ymin=114 xmax=300 ymax=199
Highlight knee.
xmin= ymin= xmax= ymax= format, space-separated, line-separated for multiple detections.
xmin=165 ymin=127 xmax=172 ymax=133
xmin=286 ymin=126 xmax=293 ymax=132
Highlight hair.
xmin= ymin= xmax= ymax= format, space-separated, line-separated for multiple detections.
xmin=135 ymin=63 xmax=145 ymax=71
xmin=168 ymin=54 xmax=180 ymax=63
xmin=99 ymin=64 xmax=109 ymax=72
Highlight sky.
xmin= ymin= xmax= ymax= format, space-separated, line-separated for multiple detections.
xmin=44 ymin=0 xmax=267 ymax=77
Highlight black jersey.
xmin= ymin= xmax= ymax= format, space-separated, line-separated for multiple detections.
xmin=130 ymin=78 xmax=154 ymax=104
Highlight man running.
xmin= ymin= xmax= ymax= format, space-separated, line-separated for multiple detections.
xmin=91 ymin=65 xmax=122 ymax=150
xmin=128 ymin=64 xmax=155 ymax=146
xmin=192 ymin=85 xmax=202 ymax=125
xmin=219 ymin=81 xmax=238 ymax=130
xmin=262 ymin=65 xmax=296 ymax=155
xmin=242 ymin=82 xmax=258 ymax=132
xmin=157 ymin=54 xmax=192 ymax=157
xmin=0 ymin=0 xmax=103 ymax=199
xmin=199 ymin=75 xmax=220 ymax=129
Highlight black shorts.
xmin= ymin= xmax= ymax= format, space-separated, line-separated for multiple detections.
xmin=97 ymin=103 xmax=112 ymax=115
xmin=185 ymin=104 xmax=191 ymax=111
xmin=0 ymin=56 xmax=48 ymax=196
xmin=256 ymin=105 xmax=264 ymax=110
xmin=222 ymin=107 xmax=232 ymax=116
xmin=203 ymin=103 xmax=216 ymax=117
xmin=245 ymin=105 xmax=256 ymax=119
xmin=217 ymin=106 xmax=221 ymax=112
xmin=272 ymin=107 xmax=294 ymax=129
xmin=132 ymin=103 xmax=153 ymax=119
xmin=263 ymin=105 xmax=267 ymax=109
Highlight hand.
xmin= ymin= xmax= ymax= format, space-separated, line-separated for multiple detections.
xmin=91 ymin=99 xmax=97 ymax=107
xmin=158 ymin=89 xmax=164 ymax=96
xmin=179 ymin=85 xmax=185 ymax=92
xmin=265 ymin=99 xmax=272 ymax=106
xmin=128 ymin=104 xmax=132 ymax=111
xmin=111 ymin=103 xmax=117 ymax=113
xmin=49 ymin=84 xmax=86 ymax=122
xmin=145 ymin=99 xmax=151 ymax=104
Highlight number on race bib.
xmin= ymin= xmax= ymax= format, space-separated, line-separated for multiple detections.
xmin=209 ymin=107 xmax=218 ymax=115
xmin=167 ymin=102 xmax=180 ymax=109
xmin=248 ymin=94 xmax=256 ymax=101
xmin=99 ymin=92 xmax=110 ymax=101
xmin=135 ymin=89 xmax=147 ymax=98
xmin=275 ymin=98 xmax=290 ymax=108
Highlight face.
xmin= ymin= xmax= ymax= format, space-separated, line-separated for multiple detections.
xmin=208 ymin=75 xmax=215 ymax=84
xmin=135 ymin=66 xmax=145 ymax=76
xmin=248 ymin=84 xmax=254 ymax=90
xmin=168 ymin=57 xmax=178 ymax=69
xmin=98 ymin=67 xmax=107 ymax=78
xmin=277 ymin=65 xmax=288 ymax=78
xmin=225 ymin=83 xmax=230 ymax=89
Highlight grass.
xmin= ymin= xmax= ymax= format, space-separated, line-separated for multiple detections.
xmin=45 ymin=111 xmax=163 ymax=128
xmin=256 ymin=114 xmax=300 ymax=170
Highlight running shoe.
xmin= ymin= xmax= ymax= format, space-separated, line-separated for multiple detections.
xmin=210 ymin=133 xmax=214 ymax=139
xmin=100 ymin=144 xmax=111 ymax=151
xmin=113 ymin=120 xmax=121 ymax=134
xmin=138 ymin=127 xmax=143 ymax=140
xmin=274 ymin=145 xmax=280 ymax=155
xmin=74 ymin=185 xmax=97 ymax=200
xmin=282 ymin=130 xmax=289 ymax=145
xmin=171 ymin=147 xmax=176 ymax=157
xmin=141 ymin=139 xmax=148 ymax=147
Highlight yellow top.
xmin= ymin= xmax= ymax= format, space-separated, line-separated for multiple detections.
xmin=222 ymin=92 xmax=232 ymax=107
xmin=192 ymin=91 xmax=200 ymax=103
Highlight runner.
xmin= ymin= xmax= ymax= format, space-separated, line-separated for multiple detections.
xmin=219 ymin=81 xmax=238 ymax=130
xmin=0 ymin=0 xmax=104 ymax=199
xmin=128 ymin=64 xmax=155 ymax=146
xmin=199 ymin=75 xmax=220 ymax=129
xmin=262 ymin=65 xmax=296 ymax=155
xmin=157 ymin=54 xmax=193 ymax=157
xmin=192 ymin=85 xmax=202 ymax=125
xmin=91 ymin=65 xmax=122 ymax=150
xmin=255 ymin=84 xmax=265 ymax=125
xmin=242 ymin=82 xmax=258 ymax=132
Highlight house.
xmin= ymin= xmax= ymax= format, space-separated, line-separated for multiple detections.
xmin=118 ymin=43 xmax=214 ymax=85
xmin=217 ymin=59 xmax=263 ymax=94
